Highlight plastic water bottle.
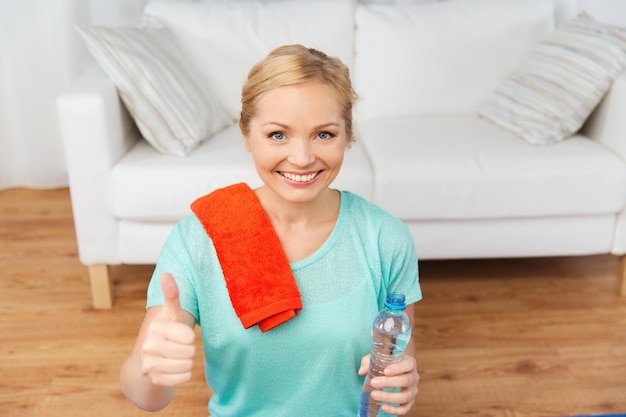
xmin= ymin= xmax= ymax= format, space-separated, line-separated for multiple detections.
xmin=358 ymin=292 xmax=412 ymax=417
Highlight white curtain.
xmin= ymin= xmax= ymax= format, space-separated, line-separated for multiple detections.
xmin=0 ymin=0 xmax=147 ymax=191
xmin=0 ymin=0 xmax=90 ymax=190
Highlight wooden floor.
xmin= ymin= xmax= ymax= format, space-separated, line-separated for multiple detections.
xmin=1 ymin=187 xmax=625 ymax=417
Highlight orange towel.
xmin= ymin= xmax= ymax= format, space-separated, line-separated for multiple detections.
xmin=191 ymin=183 xmax=302 ymax=332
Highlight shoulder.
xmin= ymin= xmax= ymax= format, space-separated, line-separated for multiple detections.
xmin=340 ymin=190 xmax=415 ymax=251
xmin=172 ymin=214 xmax=206 ymax=237
xmin=340 ymin=191 xmax=408 ymax=231
xmin=163 ymin=214 xmax=213 ymax=255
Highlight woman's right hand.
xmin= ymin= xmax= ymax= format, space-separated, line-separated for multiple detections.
xmin=140 ymin=273 xmax=196 ymax=387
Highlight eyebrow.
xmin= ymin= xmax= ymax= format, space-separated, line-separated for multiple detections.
xmin=263 ymin=122 xmax=341 ymax=130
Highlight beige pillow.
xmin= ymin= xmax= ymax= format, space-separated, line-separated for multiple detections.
xmin=477 ymin=13 xmax=626 ymax=145
xmin=76 ymin=25 xmax=231 ymax=156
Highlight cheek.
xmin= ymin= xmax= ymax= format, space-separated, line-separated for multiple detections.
xmin=249 ymin=142 xmax=278 ymax=168
xmin=333 ymin=153 xmax=345 ymax=170
xmin=322 ymin=144 xmax=346 ymax=169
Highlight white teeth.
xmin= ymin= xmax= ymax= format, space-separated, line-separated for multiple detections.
xmin=281 ymin=172 xmax=317 ymax=182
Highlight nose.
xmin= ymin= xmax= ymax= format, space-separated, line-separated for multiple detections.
xmin=287 ymin=137 xmax=315 ymax=167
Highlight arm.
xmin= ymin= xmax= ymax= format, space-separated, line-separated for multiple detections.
xmin=120 ymin=273 xmax=197 ymax=411
xmin=56 ymin=65 xmax=139 ymax=266
xmin=582 ymin=71 xmax=626 ymax=256
xmin=582 ymin=70 xmax=626 ymax=160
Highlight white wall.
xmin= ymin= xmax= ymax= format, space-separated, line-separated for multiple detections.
xmin=581 ymin=0 xmax=626 ymax=26
xmin=88 ymin=0 xmax=148 ymax=26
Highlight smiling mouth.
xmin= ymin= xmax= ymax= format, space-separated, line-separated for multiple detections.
xmin=279 ymin=171 xmax=320 ymax=183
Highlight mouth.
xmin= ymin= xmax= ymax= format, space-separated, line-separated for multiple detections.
xmin=279 ymin=171 xmax=321 ymax=183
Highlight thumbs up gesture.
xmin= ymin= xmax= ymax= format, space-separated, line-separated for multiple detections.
xmin=141 ymin=273 xmax=196 ymax=387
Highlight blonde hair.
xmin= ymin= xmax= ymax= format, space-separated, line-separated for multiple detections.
xmin=239 ymin=44 xmax=358 ymax=145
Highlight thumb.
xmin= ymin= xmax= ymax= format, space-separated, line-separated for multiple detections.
xmin=358 ymin=354 xmax=371 ymax=376
xmin=161 ymin=272 xmax=184 ymax=321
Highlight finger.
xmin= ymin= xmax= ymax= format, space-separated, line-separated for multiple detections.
xmin=381 ymin=399 xmax=415 ymax=417
xmin=148 ymin=369 xmax=193 ymax=387
xmin=161 ymin=273 xmax=184 ymax=321
xmin=372 ymin=385 xmax=416 ymax=412
xmin=383 ymin=355 xmax=416 ymax=376
xmin=163 ymin=321 xmax=196 ymax=345
xmin=145 ymin=337 xmax=196 ymax=360
xmin=163 ymin=338 xmax=196 ymax=359
xmin=146 ymin=357 xmax=194 ymax=375
xmin=146 ymin=319 xmax=195 ymax=346
xmin=371 ymin=370 xmax=418 ymax=392
xmin=358 ymin=354 xmax=370 ymax=376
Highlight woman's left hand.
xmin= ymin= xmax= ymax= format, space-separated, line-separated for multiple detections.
xmin=358 ymin=353 xmax=420 ymax=416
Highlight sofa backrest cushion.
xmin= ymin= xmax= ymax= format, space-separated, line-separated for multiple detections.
xmin=141 ymin=0 xmax=355 ymax=121
xmin=353 ymin=0 xmax=555 ymax=121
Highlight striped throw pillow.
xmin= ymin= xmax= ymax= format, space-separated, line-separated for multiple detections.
xmin=477 ymin=13 xmax=626 ymax=145
xmin=76 ymin=25 xmax=231 ymax=156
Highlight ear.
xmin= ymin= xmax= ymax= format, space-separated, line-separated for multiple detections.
xmin=243 ymin=134 xmax=251 ymax=152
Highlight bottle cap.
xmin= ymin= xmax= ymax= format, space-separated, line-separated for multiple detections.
xmin=385 ymin=292 xmax=406 ymax=310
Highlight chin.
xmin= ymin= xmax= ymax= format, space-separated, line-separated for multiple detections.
xmin=278 ymin=181 xmax=329 ymax=203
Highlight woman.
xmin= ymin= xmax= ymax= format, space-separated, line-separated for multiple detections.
xmin=120 ymin=44 xmax=421 ymax=416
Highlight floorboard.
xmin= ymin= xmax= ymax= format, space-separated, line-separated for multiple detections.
xmin=1 ymin=187 xmax=625 ymax=417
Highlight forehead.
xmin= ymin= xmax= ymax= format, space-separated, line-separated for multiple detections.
xmin=254 ymin=81 xmax=342 ymax=117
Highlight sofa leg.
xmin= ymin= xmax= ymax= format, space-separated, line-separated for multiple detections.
xmin=618 ymin=255 xmax=626 ymax=296
xmin=88 ymin=264 xmax=113 ymax=309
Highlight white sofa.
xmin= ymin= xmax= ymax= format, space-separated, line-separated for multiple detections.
xmin=57 ymin=0 xmax=626 ymax=308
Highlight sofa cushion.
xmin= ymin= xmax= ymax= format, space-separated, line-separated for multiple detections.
xmin=406 ymin=215 xmax=618 ymax=260
xmin=353 ymin=0 xmax=555 ymax=121
xmin=76 ymin=25 xmax=230 ymax=156
xmin=141 ymin=0 xmax=355 ymax=121
xmin=357 ymin=116 xmax=626 ymax=220
xmin=477 ymin=13 xmax=626 ymax=145
xmin=110 ymin=125 xmax=374 ymax=222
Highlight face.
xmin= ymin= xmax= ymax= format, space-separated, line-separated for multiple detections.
xmin=244 ymin=81 xmax=348 ymax=205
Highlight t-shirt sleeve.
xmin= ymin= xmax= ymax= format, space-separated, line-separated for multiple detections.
xmin=379 ymin=216 xmax=422 ymax=306
xmin=146 ymin=216 xmax=204 ymax=321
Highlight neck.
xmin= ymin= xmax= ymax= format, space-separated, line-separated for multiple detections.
xmin=255 ymin=187 xmax=340 ymax=228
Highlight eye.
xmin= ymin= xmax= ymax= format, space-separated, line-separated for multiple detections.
xmin=269 ymin=131 xmax=285 ymax=141
xmin=318 ymin=131 xmax=335 ymax=140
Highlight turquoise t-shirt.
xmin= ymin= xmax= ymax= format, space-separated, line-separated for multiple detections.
xmin=147 ymin=191 xmax=421 ymax=417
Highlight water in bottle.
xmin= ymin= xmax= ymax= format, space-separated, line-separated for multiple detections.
xmin=358 ymin=292 xmax=412 ymax=417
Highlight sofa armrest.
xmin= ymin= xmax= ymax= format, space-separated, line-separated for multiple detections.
xmin=582 ymin=71 xmax=626 ymax=160
xmin=57 ymin=64 xmax=138 ymax=265
xmin=582 ymin=71 xmax=626 ymax=255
